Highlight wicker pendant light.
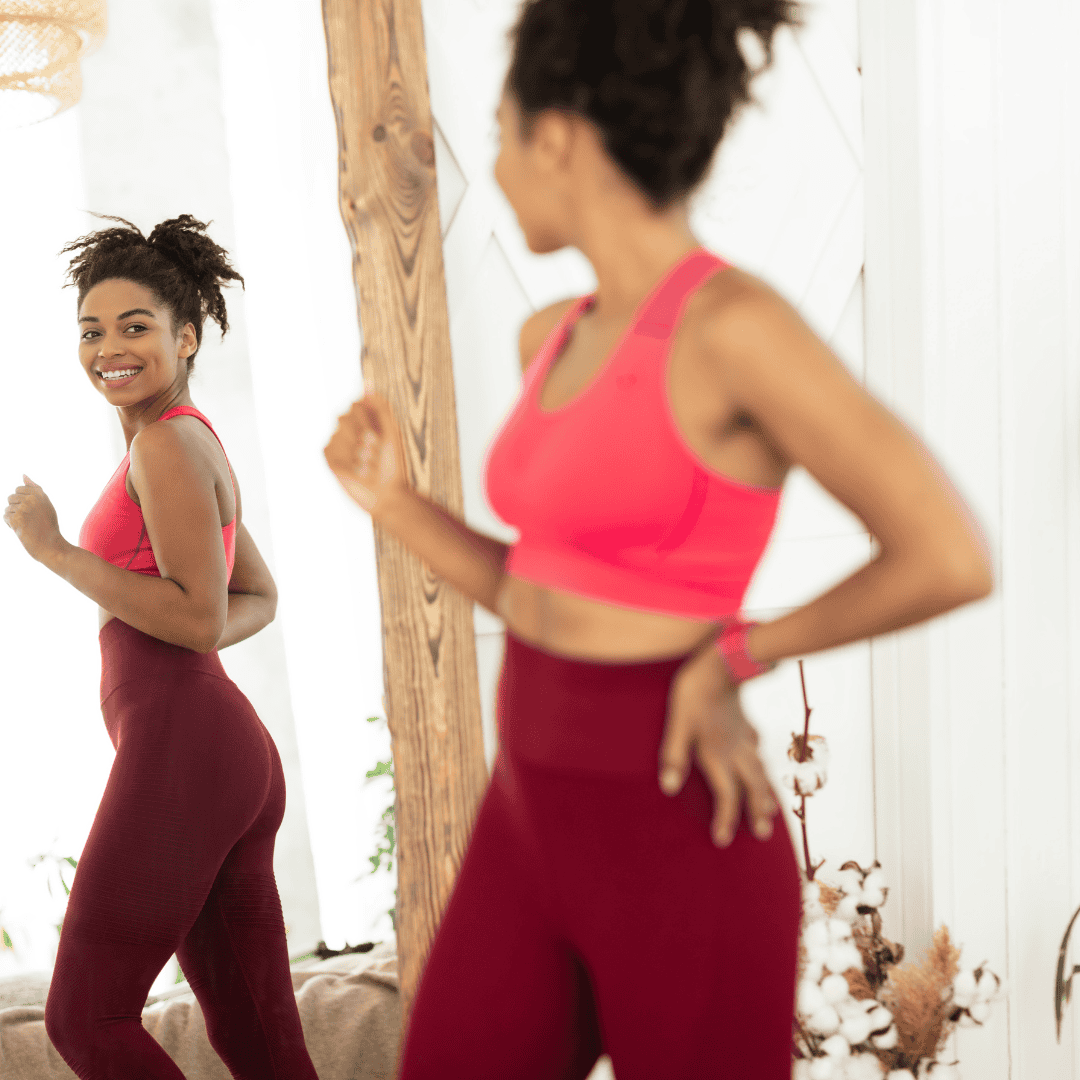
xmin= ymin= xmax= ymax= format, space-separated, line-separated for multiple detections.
xmin=0 ymin=1 xmax=106 ymax=127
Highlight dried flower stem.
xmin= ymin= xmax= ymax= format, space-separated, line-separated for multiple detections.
xmin=795 ymin=660 xmax=822 ymax=880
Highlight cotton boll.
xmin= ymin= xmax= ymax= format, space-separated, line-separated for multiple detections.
xmin=805 ymin=920 xmax=831 ymax=950
xmin=845 ymin=1054 xmax=887 ymax=1080
xmin=822 ymin=973 xmax=851 ymax=1005
xmin=798 ymin=978 xmax=828 ymax=1017
xmin=927 ymin=1066 xmax=960 ymax=1080
xmin=872 ymin=1025 xmax=899 ymax=1049
xmin=861 ymin=887 xmax=886 ymax=909
xmin=828 ymin=942 xmax=864 ymax=973
xmin=951 ymin=969 xmax=977 ymax=1009
xmin=804 ymin=881 xmax=823 ymax=905
xmin=836 ymin=894 xmax=863 ymax=922
xmin=793 ymin=1061 xmax=814 ymax=1080
xmin=975 ymin=971 xmax=1001 ymax=1002
xmin=836 ymin=869 xmax=863 ymax=894
xmin=804 ymin=959 xmax=826 ymax=985
xmin=808 ymin=1005 xmax=842 ymax=1036
xmin=863 ymin=869 xmax=886 ymax=894
xmin=838 ymin=998 xmax=870 ymax=1021
xmin=839 ymin=1011 xmax=874 ymax=1046
xmin=868 ymin=1006 xmax=893 ymax=1031
xmin=820 ymin=1034 xmax=852 ymax=1059
xmin=968 ymin=1001 xmax=990 ymax=1023
xmin=809 ymin=1059 xmax=837 ymax=1080
xmin=828 ymin=919 xmax=854 ymax=942
xmin=887 ymin=1072 xmax=914 ymax=1080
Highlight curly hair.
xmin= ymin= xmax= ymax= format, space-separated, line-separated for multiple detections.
xmin=60 ymin=214 xmax=244 ymax=373
xmin=506 ymin=0 xmax=802 ymax=210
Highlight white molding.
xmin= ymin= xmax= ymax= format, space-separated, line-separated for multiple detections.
xmin=859 ymin=0 xmax=935 ymax=951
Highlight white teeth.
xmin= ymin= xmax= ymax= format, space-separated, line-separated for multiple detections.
xmin=100 ymin=368 xmax=140 ymax=380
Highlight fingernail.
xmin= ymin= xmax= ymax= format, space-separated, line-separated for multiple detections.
xmin=714 ymin=830 xmax=732 ymax=848
xmin=755 ymin=819 xmax=773 ymax=840
xmin=660 ymin=768 xmax=681 ymax=795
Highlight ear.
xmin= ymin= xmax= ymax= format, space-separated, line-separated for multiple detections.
xmin=528 ymin=108 xmax=577 ymax=170
xmin=177 ymin=322 xmax=198 ymax=358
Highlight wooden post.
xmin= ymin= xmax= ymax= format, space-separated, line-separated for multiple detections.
xmin=321 ymin=0 xmax=490 ymax=1036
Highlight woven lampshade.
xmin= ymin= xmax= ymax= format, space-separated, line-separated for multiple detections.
xmin=0 ymin=1 xmax=107 ymax=127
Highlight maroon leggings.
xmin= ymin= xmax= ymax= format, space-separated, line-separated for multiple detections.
xmin=399 ymin=631 xmax=802 ymax=1080
xmin=45 ymin=619 xmax=318 ymax=1080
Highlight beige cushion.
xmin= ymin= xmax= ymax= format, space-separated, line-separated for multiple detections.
xmin=0 ymin=943 xmax=400 ymax=1080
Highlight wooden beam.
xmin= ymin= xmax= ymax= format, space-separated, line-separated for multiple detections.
xmin=321 ymin=0 xmax=490 ymax=1035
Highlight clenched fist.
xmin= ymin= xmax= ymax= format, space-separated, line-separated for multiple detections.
xmin=4 ymin=475 xmax=66 ymax=565
xmin=324 ymin=392 xmax=410 ymax=515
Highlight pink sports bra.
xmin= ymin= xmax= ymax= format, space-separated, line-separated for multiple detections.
xmin=483 ymin=248 xmax=782 ymax=621
xmin=79 ymin=405 xmax=237 ymax=578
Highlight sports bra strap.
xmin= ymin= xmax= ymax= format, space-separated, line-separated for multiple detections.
xmin=630 ymin=250 xmax=726 ymax=340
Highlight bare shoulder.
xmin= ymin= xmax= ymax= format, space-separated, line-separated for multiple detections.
xmin=130 ymin=414 xmax=199 ymax=462
xmin=518 ymin=297 xmax=581 ymax=374
xmin=691 ymin=265 xmax=799 ymax=343
xmin=129 ymin=416 xmax=218 ymax=493
xmin=687 ymin=265 xmax=851 ymax=400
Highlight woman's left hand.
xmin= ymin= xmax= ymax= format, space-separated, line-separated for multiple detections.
xmin=4 ymin=476 xmax=66 ymax=564
xmin=659 ymin=640 xmax=778 ymax=847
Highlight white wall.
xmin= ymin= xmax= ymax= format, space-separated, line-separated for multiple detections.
xmin=862 ymin=0 xmax=1080 ymax=1076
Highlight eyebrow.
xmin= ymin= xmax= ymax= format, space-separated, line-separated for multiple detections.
xmin=78 ymin=308 xmax=157 ymax=324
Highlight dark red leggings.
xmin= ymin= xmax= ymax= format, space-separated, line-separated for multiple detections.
xmin=45 ymin=618 xmax=318 ymax=1080
xmin=399 ymin=631 xmax=802 ymax=1079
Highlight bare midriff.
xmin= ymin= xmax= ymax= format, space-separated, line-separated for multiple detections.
xmin=494 ymin=574 xmax=721 ymax=662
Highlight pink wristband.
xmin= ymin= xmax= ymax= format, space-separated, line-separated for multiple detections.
xmin=715 ymin=617 xmax=774 ymax=685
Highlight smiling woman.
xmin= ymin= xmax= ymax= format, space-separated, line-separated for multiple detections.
xmin=1 ymin=215 xmax=321 ymax=1079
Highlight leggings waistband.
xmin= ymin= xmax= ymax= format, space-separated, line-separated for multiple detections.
xmin=99 ymin=618 xmax=229 ymax=705
xmin=497 ymin=631 xmax=696 ymax=775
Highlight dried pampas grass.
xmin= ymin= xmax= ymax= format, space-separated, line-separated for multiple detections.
xmin=879 ymin=926 xmax=961 ymax=1067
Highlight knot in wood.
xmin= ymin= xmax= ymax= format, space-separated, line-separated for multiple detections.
xmin=410 ymin=130 xmax=435 ymax=167
xmin=372 ymin=124 xmax=387 ymax=142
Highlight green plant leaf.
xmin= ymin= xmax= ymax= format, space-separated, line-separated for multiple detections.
xmin=1 ymin=927 xmax=12 ymax=949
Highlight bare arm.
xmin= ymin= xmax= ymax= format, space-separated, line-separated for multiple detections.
xmin=329 ymin=300 xmax=573 ymax=615
xmin=217 ymin=519 xmax=279 ymax=650
xmin=700 ymin=279 xmax=994 ymax=667
xmin=44 ymin=422 xmax=231 ymax=652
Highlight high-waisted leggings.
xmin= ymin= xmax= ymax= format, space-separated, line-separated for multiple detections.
xmin=399 ymin=631 xmax=803 ymax=1079
xmin=44 ymin=618 xmax=319 ymax=1080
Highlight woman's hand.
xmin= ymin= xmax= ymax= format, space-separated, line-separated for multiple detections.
xmin=659 ymin=640 xmax=778 ymax=847
xmin=4 ymin=475 xmax=67 ymax=565
xmin=324 ymin=392 xmax=410 ymax=516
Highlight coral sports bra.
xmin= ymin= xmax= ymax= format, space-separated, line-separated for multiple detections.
xmin=79 ymin=405 xmax=237 ymax=579
xmin=483 ymin=248 xmax=782 ymax=622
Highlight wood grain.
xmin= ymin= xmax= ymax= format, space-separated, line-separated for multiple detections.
xmin=320 ymin=0 xmax=489 ymax=1044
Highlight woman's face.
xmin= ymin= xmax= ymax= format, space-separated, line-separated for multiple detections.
xmin=493 ymin=90 xmax=571 ymax=255
xmin=78 ymin=278 xmax=196 ymax=404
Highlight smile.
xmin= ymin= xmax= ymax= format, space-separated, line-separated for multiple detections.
xmin=97 ymin=367 xmax=142 ymax=387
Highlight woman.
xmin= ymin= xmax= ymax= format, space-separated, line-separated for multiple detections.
xmin=324 ymin=3 xmax=993 ymax=1078
xmin=3 ymin=215 xmax=319 ymax=1080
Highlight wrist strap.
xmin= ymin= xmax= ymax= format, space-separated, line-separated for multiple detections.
xmin=716 ymin=616 xmax=774 ymax=685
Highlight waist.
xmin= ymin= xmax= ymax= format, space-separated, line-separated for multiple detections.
xmin=496 ymin=630 xmax=695 ymax=775
xmin=99 ymin=617 xmax=229 ymax=704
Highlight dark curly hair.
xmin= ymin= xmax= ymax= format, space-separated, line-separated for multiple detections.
xmin=60 ymin=214 xmax=244 ymax=373
xmin=506 ymin=0 xmax=801 ymax=210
